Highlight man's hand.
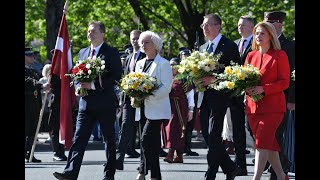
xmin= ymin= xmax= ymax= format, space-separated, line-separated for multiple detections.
xmin=80 ymin=82 xmax=92 ymax=90
xmin=199 ymin=76 xmax=216 ymax=87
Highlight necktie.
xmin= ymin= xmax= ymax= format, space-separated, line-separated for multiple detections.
xmin=239 ymin=39 xmax=247 ymax=55
xmin=207 ymin=43 xmax=214 ymax=54
xmin=90 ymin=49 xmax=95 ymax=58
xmin=129 ymin=52 xmax=137 ymax=72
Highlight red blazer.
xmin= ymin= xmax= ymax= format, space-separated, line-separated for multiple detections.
xmin=244 ymin=48 xmax=290 ymax=114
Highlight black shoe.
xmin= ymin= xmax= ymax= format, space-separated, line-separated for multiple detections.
xmin=102 ymin=176 xmax=114 ymax=180
xmin=159 ymin=149 xmax=168 ymax=157
xmin=115 ymin=160 xmax=124 ymax=170
xmin=125 ymin=152 xmax=140 ymax=158
xmin=236 ymin=168 xmax=248 ymax=176
xmin=245 ymin=149 xmax=251 ymax=154
xmin=226 ymin=166 xmax=241 ymax=180
xmin=53 ymin=172 xmax=77 ymax=180
xmin=53 ymin=154 xmax=67 ymax=161
xmin=25 ymin=155 xmax=42 ymax=163
xmin=183 ymin=150 xmax=199 ymax=156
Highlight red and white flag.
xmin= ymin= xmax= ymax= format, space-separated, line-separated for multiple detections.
xmin=50 ymin=12 xmax=75 ymax=149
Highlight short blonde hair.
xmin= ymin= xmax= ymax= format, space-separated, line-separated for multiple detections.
xmin=42 ymin=64 xmax=52 ymax=77
xmin=138 ymin=30 xmax=163 ymax=52
xmin=252 ymin=21 xmax=281 ymax=50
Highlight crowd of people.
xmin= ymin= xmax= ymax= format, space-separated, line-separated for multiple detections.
xmin=25 ymin=10 xmax=295 ymax=180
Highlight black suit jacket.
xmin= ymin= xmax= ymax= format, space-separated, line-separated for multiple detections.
xmin=234 ymin=37 xmax=253 ymax=65
xmin=121 ymin=51 xmax=146 ymax=103
xmin=199 ymin=35 xmax=241 ymax=112
xmin=279 ymin=34 xmax=295 ymax=103
xmin=77 ymin=42 xmax=123 ymax=111
xmin=124 ymin=51 xmax=146 ymax=75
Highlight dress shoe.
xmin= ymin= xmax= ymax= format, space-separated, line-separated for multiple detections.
xmin=245 ymin=149 xmax=251 ymax=154
xmin=125 ymin=152 xmax=140 ymax=158
xmin=159 ymin=148 xmax=168 ymax=157
xmin=183 ymin=150 xmax=199 ymax=156
xmin=136 ymin=173 xmax=146 ymax=180
xmin=173 ymin=156 xmax=183 ymax=163
xmin=236 ymin=168 xmax=248 ymax=176
xmin=226 ymin=166 xmax=241 ymax=180
xmin=53 ymin=172 xmax=77 ymax=180
xmin=25 ymin=155 xmax=42 ymax=163
xmin=102 ymin=176 xmax=115 ymax=180
xmin=53 ymin=154 xmax=67 ymax=161
xmin=115 ymin=160 xmax=124 ymax=170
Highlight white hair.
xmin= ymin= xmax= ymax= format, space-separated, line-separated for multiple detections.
xmin=138 ymin=30 xmax=163 ymax=52
xmin=42 ymin=64 xmax=52 ymax=77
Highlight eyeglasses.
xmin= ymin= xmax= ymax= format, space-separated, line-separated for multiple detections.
xmin=266 ymin=20 xmax=280 ymax=24
xmin=200 ymin=22 xmax=218 ymax=29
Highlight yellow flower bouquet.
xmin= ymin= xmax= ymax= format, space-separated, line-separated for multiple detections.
xmin=209 ymin=62 xmax=264 ymax=102
xmin=118 ymin=72 xmax=159 ymax=108
xmin=174 ymin=50 xmax=222 ymax=92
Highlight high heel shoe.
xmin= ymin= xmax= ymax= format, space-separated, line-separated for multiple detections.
xmin=136 ymin=173 xmax=146 ymax=180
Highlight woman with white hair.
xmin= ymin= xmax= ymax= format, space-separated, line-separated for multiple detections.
xmin=134 ymin=31 xmax=172 ymax=180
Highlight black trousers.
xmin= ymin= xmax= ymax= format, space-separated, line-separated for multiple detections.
xmin=200 ymin=98 xmax=237 ymax=179
xmin=117 ymin=97 xmax=136 ymax=163
xmin=229 ymin=97 xmax=247 ymax=170
xmin=138 ymin=104 xmax=163 ymax=179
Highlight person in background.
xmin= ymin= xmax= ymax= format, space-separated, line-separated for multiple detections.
xmin=244 ymin=21 xmax=290 ymax=180
xmin=116 ymin=30 xmax=146 ymax=171
xmin=178 ymin=48 xmax=201 ymax=157
xmin=263 ymin=11 xmax=295 ymax=179
xmin=25 ymin=47 xmax=50 ymax=163
xmin=31 ymin=50 xmax=44 ymax=77
xmin=198 ymin=13 xmax=243 ymax=180
xmin=162 ymin=57 xmax=195 ymax=164
xmin=222 ymin=15 xmax=255 ymax=172
xmin=135 ymin=30 xmax=172 ymax=180
xmin=53 ymin=20 xmax=122 ymax=180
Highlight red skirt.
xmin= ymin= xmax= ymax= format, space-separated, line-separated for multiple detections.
xmin=247 ymin=113 xmax=284 ymax=152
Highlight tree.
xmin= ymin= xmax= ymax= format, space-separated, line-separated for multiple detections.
xmin=25 ymin=0 xmax=295 ymax=62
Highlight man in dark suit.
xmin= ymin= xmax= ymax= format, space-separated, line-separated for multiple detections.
xmin=53 ymin=20 xmax=122 ymax=180
xmin=223 ymin=15 xmax=256 ymax=175
xmin=197 ymin=13 xmax=242 ymax=180
xmin=116 ymin=30 xmax=146 ymax=170
xmin=264 ymin=11 xmax=295 ymax=180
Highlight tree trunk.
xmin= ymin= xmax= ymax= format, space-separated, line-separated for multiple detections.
xmin=45 ymin=0 xmax=64 ymax=60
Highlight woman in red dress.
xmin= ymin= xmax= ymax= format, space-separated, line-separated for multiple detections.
xmin=244 ymin=21 xmax=290 ymax=180
xmin=162 ymin=57 xmax=194 ymax=163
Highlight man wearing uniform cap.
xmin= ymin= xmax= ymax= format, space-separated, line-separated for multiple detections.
xmin=264 ymin=11 xmax=295 ymax=180
xmin=25 ymin=47 xmax=50 ymax=163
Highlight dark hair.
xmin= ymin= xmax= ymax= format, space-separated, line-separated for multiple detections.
xmin=204 ymin=13 xmax=222 ymax=26
xmin=89 ymin=20 xmax=106 ymax=33
xmin=240 ymin=15 xmax=255 ymax=25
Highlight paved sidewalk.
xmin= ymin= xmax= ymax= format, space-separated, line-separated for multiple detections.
xmin=25 ymin=133 xmax=295 ymax=180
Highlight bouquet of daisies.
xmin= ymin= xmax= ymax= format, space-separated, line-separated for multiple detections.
xmin=118 ymin=72 xmax=159 ymax=108
xmin=209 ymin=62 xmax=264 ymax=102
xmin=174 ymin=50 xmax=222 ymax=92
xmin=65 ymin=56 xmax=106 ymax=96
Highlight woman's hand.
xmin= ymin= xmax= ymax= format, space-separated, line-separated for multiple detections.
xmin=245 ymin=86 xmax=264 ymax=96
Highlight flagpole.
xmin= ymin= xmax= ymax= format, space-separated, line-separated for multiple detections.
xmin=28 ymin=0 xmax=69 ymax=163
